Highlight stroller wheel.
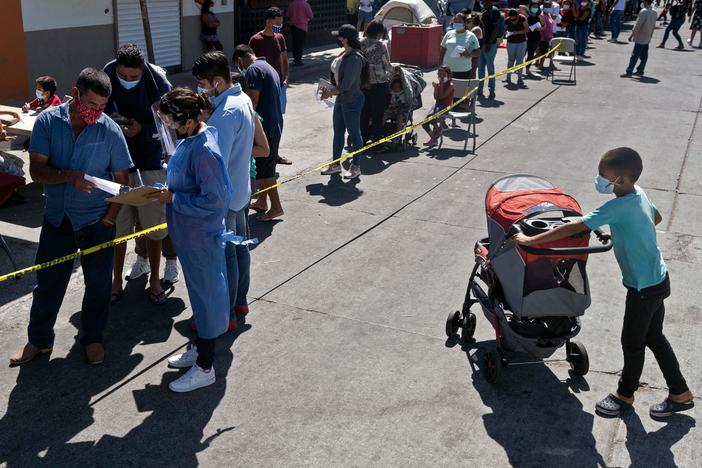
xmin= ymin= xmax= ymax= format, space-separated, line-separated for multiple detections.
xmin=484 ymin=349 xmax=502 ymax=384
xmin=446 ymin=310 xmax=461 ymax=337
xmin=566 ymin=341 xmax=589 ymax=376
xmin=461 ymin=312 xmax=477 ymax=342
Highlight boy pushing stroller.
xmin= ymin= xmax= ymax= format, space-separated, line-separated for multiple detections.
xmin=514 ymin=147 xmax=694 ymax=419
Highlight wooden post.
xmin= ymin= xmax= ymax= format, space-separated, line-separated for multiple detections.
xmin=139 ymin=0 xmax=156 ymax=63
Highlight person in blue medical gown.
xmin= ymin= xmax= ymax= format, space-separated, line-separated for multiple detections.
xmin=147 ymin=87 xmax=233 ymax=393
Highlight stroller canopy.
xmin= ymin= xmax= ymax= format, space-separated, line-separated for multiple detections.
xmin=374 ymin=0 xmax=437 ymax=27
xmin=486 ymin=174 xmax=583 ymax=233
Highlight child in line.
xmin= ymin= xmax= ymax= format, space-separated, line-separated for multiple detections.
xmin=22 ymin=76 xmax=61 ymax=113
xmin=514 ymin=147 xmax=694 ymax=419
xmin=383 ymin=79 xmax=410 ymax=134
xmin=422 ymin=65 xmax=454 ymax=147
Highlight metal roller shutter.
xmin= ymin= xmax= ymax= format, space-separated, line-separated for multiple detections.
xmin=116 ymin=0 xmax=182 ymax=68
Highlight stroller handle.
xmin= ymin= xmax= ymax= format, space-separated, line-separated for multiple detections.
xmin=508 ymin=225 xmax=613 ymax=255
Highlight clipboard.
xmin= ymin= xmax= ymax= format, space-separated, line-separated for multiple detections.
xmin=107 ymin=186 xmax=161 ymax=207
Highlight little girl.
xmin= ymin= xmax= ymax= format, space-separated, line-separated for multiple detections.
xmin=422 ymin=65 xmax=455 ymax=146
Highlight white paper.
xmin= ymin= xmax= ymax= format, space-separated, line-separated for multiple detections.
xmin=450 ymin=45 xmax=466 ymax=58
xmin=506 ymin=31 xmax=514 ymax=38
xmin=84 ymin=174 xmax=124 ymax=196
xmin=529 ymin=22 xmax=541 ymax=32
xmin=316 ymin=79 xmax=336 ymax=109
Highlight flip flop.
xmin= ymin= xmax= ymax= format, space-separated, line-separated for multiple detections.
xmin=650 ymin=398 xmax=695 ymax=419
xmin=148 ymin=289 xmax=168 ymax=306
xmin=595 ymin=394 xmax=632 ymax=417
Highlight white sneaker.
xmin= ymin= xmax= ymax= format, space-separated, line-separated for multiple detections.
xmin=163 ymin=259 xmax=180 ymax=284
xmin=321 ymin=163 xmax=342 ymax=175
xmin=126 ymin=255 xmax=150 ymax=280
xmin=343 ymin=164 xmax=361 ymax=179
xmin=167 ymin=345 xmax=198 ymax=368
xmin=169 ymin=365 xmax=215 ymax=393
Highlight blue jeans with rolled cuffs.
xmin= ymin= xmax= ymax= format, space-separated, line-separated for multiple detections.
xmin=478 ymin=43 xmax=498 ymax=92
xmin=333 ymin=93 xmax=365 ymax=167
xmin=225 ymin=207 xmax=251 ymax=321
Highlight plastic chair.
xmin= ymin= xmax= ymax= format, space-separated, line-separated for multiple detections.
xmin=439 ymin=78 xmax=479 ymax=153
xmin=548 ymin=38 xmax=577 ymax=85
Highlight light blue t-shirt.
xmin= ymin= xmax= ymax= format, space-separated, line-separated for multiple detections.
xmin=208 ymin=84 xmax=256 ymax=212
xmin=441 ymin=29 xmax=480 ymax=73
xmin=581 ymin=186 xmax=667 ymax=291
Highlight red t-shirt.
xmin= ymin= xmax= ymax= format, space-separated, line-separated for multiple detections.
xmin=248 ymin=31 xmax=287 ymax=81
xmin=29 ymin=94 xmax=62 ymax=110
xmin=438 ymin=82 xmax=455 ymax=107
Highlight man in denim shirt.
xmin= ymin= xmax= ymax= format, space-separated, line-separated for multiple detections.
xmin=193 ymin=51 xmax=257 ymax=330
xmin=10 ymin=68 xmax=132 ymax=367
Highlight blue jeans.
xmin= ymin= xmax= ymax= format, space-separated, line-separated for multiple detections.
xmin=225 ymin=207 xmax=250 ymax=318
xmin=28 ymin=217 xmax=116 ymax=348
xmin=280 ymin=84 xmax=287 ymax=114
xmin=592 ymin=11 xmax=603 ymax=36
xmin=333 ymin=93 xmax=365 ymax=166
xmin=626 ymin=43 xmax=649 ymax=74
xmin=478 ymin=43 xmax=498 ymax=92
xmin=610 ymin=10 xmax=623 ymax=40
xmin=506 ymin=41 xmax=527 ymax=79
xmin=575 ymin=24 xmax=589 ymax=56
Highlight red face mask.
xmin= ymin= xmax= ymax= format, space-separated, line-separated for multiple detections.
xmin=74 ymin=97 xmax=103 ymax=125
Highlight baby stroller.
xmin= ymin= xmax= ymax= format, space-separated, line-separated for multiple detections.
xmin=382 ymin=64 xmax=426 ymax=152
xmin=445 ymin=174 xmax=612 ymax=383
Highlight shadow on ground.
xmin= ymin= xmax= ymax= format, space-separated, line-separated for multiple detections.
xmin=0 ymin=293 xmax=249 ymax=466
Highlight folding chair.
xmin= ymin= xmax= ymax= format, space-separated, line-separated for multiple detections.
xmin=439 ymin=78 xmax=478 ymax=153
xmin=548 ymin=38 xmax=577 ymax=85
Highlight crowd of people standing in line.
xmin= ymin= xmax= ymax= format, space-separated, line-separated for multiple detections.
xmin=3 ymin=0 xmax=689 ymax=395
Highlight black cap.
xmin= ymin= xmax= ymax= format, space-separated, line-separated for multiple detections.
xmin=331 ymin=24 xmax=359 ymax=41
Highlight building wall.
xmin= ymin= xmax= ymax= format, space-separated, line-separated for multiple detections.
xmin=0 ymin=0 xmax=29 ymax=103
xmin=182 ymin=0 xmax=235 ymax=70
xmin=21 ymin=0 xmax=115 ymax=99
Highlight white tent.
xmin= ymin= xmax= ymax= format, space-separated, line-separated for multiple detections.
xmin=374 ymin=0 xmax=438 ymax=29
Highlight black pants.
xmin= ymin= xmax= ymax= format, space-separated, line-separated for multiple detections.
xmin=291 ymin=25 xmax=306 ymax=64
xmin=526 ymin=39 xmax=540 ymax=67
xmin=618 ymin=274 xmax=689 ymax=398
xmin=361 ymin=82 xmax=390 ymax=143
xmin=661 ymin=17 xmax=685 ymax=47
xmin=196 ymin=337 xmax=216 ymax=369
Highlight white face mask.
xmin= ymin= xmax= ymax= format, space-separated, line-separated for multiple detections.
xmin=35 ymin=90 xmax=45 ymax=100
xmin=563 ymin=4 xmax=571 ymax=10
xmin=441 ymin=76 xmax=449 ymax=83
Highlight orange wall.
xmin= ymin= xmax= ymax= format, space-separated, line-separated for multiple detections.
xmin=0 ymin=0 xmax=29 ymax=103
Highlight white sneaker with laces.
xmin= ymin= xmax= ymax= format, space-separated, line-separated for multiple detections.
xmin=167 ymin=345 xmax=198 ymax=368
xmin=321 ymin=163 xmax=342 ymax=175
xmin=163 ymin=259 xmax=180 ymax=284
xmin=169 ymin=365 xmax=215 ymax=393
xmin=343 ymin=164 xmax=361 ymax=179
xmin=126 ymin=255 xmax=150 ymax=280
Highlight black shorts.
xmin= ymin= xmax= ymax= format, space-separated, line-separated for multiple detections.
xmin=254 ymin=134 xmax=280 ymax=180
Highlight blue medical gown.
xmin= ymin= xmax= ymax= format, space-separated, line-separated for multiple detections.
xmin=166 ymin=127 xmax=233 ymax=339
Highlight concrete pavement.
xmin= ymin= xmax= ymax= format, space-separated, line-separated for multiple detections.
xmin=0 ymin=24 xmax=700 ymax=467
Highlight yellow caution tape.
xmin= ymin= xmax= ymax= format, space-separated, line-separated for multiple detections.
xmin=0 ymin=45 xmax=560 ymax=283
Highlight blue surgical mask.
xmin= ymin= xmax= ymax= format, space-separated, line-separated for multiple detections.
xmin=119 ymin=77 xmax=140 ymax=90
xmin=451 ymin=22 xmax=464 ymax=31
xmin=272 ymin=24 xmax=283 ymax=33
xmin=197 ymin=85 xmax=207 ymax=94
xmin=595 ymin=175 xmax=615 ymax=194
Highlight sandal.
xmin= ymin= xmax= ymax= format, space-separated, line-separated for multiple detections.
xmin=148 ymin=289 xmax=168 ymax=306
xmin=595 ymin=394 xmax=632 ymax=417
xmin=650 ymin=398 xmax=695 ymax=419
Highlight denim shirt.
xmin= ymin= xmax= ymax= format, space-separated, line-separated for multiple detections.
xmin=29 ymin=103 xmax=132 ymax=231
xmin=208 ymin=84 xmax=256 ymax=212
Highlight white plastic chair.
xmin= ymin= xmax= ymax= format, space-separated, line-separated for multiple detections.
xmin=548 ymin=38 xmax=577 ymax=85
xmin=439 ymin=78 xmax=479 ymax=153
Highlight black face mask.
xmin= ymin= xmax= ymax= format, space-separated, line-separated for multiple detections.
xmin=336 ymin=38 xmax=345 ymax=47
